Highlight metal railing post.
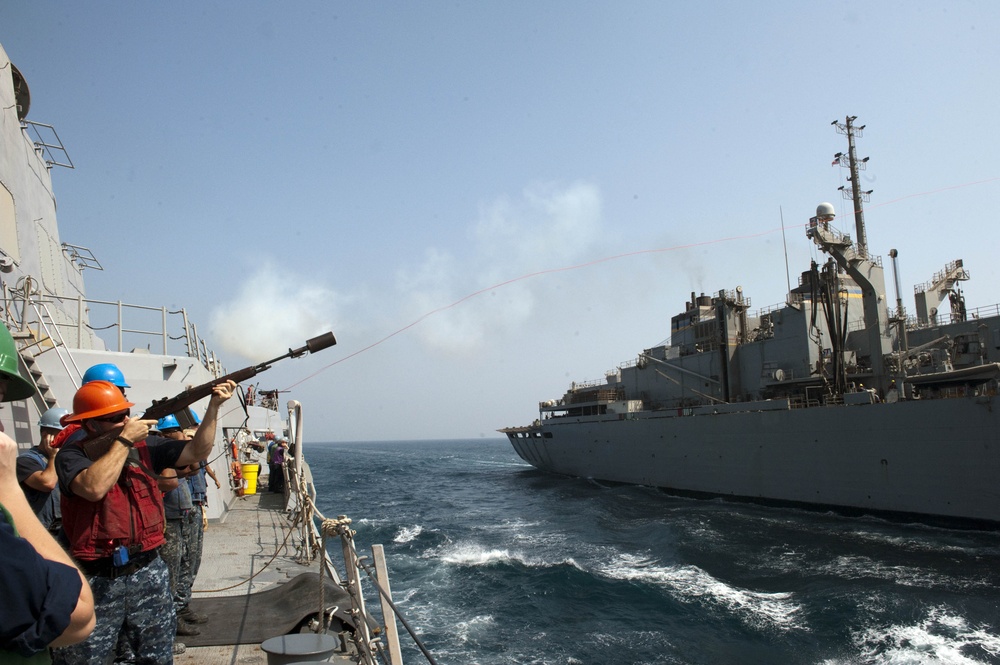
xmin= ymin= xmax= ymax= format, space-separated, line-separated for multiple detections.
xmin=373 ymin=544 xmax=404 ymax=665
xmin=335 ymin=519 xmax=378 ymax=665
xmin=77 ymin=295 xmax=84 ymax=348
xmin=181 ymin=308 xmax=193 ymax=357
xmin=19 ymin=277 xmax=31 ymax=328
xmin=116 ymin=300 xmax=123 ymax=351
xmin=192 ymin=323 xmax=205 ymax=364
xmin=161 ymin=306 xmax=168 ymax=354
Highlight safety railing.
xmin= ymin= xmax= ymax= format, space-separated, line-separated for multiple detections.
xmin=0 ymin=289 xmax=225 ymax=377
xmin=905 ymin=302 xmax=1000 ymax=329
xmin=286 ymin=401 xmax=436 ymax=665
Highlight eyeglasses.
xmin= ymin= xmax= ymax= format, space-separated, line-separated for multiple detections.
xmin=92 ymin=410 xmax=130 ymax=424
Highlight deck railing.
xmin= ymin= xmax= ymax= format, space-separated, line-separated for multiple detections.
xmin=0 ymin=288 xmax=225 ymax=377
xmin=286 ymin=401 xmax=433 ymax=665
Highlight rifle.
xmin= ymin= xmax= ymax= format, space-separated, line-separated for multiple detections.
xmin=83 ymin=331 xmax=337 ymax=461
xmin=147 ymin=331 xmax=337 ymax=428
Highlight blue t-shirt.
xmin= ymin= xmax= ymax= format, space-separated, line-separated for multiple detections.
xmin=16 ymin=448 xmax=59 ymax=529
xmin=0 ymin=504 xmax=81 ymax=658
xmin=188 ymin=462 xmax=208 ymax=504
xmin=162 ymin=477 xmax=193 ymax=520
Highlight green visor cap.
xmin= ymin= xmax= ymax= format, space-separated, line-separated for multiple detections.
xmin=0 ymin=322 xmax=35 ymax=401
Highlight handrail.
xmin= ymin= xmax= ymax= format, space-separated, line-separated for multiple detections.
xmin=1 ymin=290 xmax=226 ymax=377
xmin=906 ymin=302 xmax=1000 ymax=329
xmin=312 ymin=509 xmax=437 ymax=665
xmin=286 ymin=399 xmax=332 ymax=574
xmin=297 ymin=444 xmax=437 ymax=665
xmin=30 ymin=299 xmax=85 ymax=381
xmin=358 ymin=556 xmax=437 ymax=665
xmin=284 ymin=401 xmax=427 ymax=663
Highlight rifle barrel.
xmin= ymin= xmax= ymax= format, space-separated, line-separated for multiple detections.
xmin=144 ymin=331 xmax=337 ymax=423
xmin=262 ymin=331 xmax=338 ymax=367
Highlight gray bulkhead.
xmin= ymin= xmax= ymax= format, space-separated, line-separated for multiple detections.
xmin=0 ymin=45 xmax=107 ymax=353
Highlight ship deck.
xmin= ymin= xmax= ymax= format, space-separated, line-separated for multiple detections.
xmin=176 ymin=487 xmax=353 ymax=664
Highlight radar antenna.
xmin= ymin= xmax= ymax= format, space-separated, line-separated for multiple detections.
xmin=831 ymin=116 xmax=872 ymax=258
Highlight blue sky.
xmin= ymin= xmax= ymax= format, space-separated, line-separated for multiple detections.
xmin=2 ymin=2 xmax=998 ymax=440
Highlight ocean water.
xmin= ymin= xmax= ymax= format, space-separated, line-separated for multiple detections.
xmin=308 ymin=439 xmax=1000 ymax=665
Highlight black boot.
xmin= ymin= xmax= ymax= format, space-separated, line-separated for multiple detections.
xmin=179 ymin=607 xmax=209 ymax=624
xmin=176 ymin=618 xmax=201 ymax=637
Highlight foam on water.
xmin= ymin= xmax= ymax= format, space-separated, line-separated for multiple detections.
xmin=597 ymin=553 xmax=804 ymax=632
xmin=489 ymin=517 xmax=544 ymax=534
xmin=453 ymin=614 xmax=496 ymax=644
xmin=353 ymin=516 xmax=390 ymax=528
xmin=394 ymin=525 xmax=423 ymax=543
xmin=309 ymin=441 xmax=1000 ymax=665
xmin=395 ymin=587 xmax=419 ymax=604
xmin=844 ymin=527 xmax=1000 ymax=557
xmin=852 ymin=605 xmax=1000 ymax=664
xmin=430 ymin=540 xmax=582 ymax=571
xmin=819 ymin=554 xmax=956 ymax=588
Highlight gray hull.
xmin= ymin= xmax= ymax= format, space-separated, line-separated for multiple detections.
xmin=502 ymin=121 xmax=998 ymax=527
xmin=508 ymin=397 xmax=1000 ymax=526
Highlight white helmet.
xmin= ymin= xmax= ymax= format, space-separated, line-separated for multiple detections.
xmin=38 ymin=407 xmax=70 ymax=431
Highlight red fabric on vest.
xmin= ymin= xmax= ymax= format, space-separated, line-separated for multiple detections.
xmin=50 ymin=423 xmax=81 ymax=449
xmin=60 ymin=440 xmax=166 ymax=561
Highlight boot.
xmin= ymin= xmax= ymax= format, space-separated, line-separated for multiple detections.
xmin=176 ymin=618 xmax=201 ymax=637
xmin=178 ymin=607 xmax=209 ymax=624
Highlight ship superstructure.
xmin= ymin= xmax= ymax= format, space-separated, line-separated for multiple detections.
xmin=0 ymin=42 xmax=290 ymax=520
xmin=0 ymin=41 xmax=429 ymax=665
xmin=502 ymin=117 xmax=1000 ymax=528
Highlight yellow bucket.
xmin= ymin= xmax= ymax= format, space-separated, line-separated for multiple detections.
xmin=241 ymin=463 xmax=260 ymax=495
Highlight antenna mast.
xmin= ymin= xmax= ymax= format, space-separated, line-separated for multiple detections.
xmin=831 ymin=116 xmax=872 ymax=258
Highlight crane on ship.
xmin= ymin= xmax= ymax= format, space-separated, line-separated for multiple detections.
xmin=913 ymin=260 xmax=970 ymax=325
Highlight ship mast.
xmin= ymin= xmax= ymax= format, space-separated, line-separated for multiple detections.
xmin=807 ymin=117 xmax=892 ymax=395
xmin=831 ymin=116 xmax=872 ymax=258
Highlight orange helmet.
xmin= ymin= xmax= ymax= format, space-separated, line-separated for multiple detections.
xmin=64 ymin=380 xmax=135 ymax=423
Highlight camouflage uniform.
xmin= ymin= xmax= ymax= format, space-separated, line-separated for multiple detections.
xmin=176 ymin=506 xmax=202 ymax=608
xmin=180 ymin=468 xmax=208 ymax=610
xmin=187 ymin=503 xmax=204 ymax=583
xmin=50 ymin=556 xmax=175 ymax=665
xmin=161 ymin=480 xmax=194 ymax=615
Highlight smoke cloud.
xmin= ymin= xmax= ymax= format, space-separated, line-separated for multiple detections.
xmin=209 ymin=182 xmax=605 ymax=366
xmin=396 ymin=181 xmax=604 ymax=354
xmin=209 ymin=261 xmax=337 ymax=362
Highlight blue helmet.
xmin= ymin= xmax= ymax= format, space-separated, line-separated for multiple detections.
xmin=187 ymin=407 xmax=202 ymax=425
xmin=156 ymin=414 xmax=180 ymax=432
xmin=82 ymin=363 xmax=130 ymax=388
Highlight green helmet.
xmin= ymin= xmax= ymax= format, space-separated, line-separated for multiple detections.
xmin=0 ymin=322 xmax=36 ymax=401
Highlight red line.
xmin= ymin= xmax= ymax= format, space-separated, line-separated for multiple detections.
xmin=871 ymin=177 xmax=1000 ymax=209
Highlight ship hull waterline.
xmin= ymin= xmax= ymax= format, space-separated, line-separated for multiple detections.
xmin=506 ymin=397 xmax=1000 ymax=528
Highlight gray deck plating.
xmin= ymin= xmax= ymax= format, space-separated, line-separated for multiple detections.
xmin=176 ymin=489 xmax=351 ymax=664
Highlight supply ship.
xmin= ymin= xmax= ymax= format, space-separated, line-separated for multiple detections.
xmin=502 ymin=117 xmax=1000 ymax=529
xmin=1 ymin=41 xmax=420 ymax=664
